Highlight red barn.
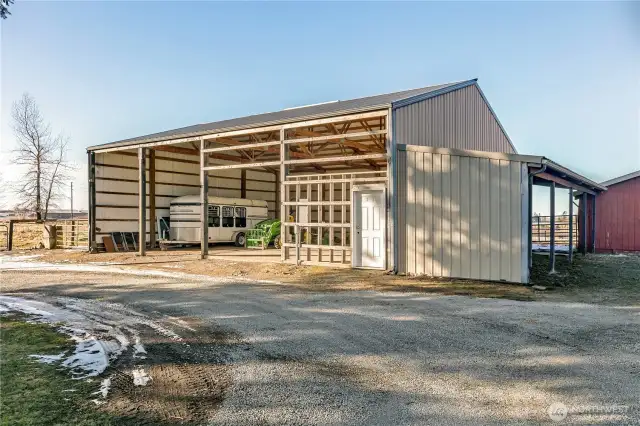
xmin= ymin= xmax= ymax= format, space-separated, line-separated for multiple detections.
xmin=586 ymin=170 xmax=640 ymax=252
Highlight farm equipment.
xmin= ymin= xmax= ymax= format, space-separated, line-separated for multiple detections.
xmin=245 ymin=219 xmax=282 ymax=249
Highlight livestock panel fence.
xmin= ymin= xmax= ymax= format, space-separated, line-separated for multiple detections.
xmin=0 ymin=219 xmax=89 ymax=250
xmin=531 ymin=215 xmax=579 ymax=246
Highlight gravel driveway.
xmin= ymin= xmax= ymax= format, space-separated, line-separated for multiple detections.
xmin=1 ymin=258 xmax=639 ymax=425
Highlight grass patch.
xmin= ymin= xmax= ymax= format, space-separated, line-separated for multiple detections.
xmin=530 ymin=252 xmax=640 ymax=304
xmin=0 ymin=315 xmax=190 ymax=426
xmin=0 ymin=315 xmax=111 ymax=426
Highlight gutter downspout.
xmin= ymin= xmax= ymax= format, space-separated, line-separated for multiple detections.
xmin=527 ymin=164 xmax=547 ymax=276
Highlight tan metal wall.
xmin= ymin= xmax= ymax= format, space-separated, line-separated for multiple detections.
xmin=94 ymin=150 xmax=276 ymax=241
xmin=397 ymin=146 xmax=528 ymax=283
xmin=394 ymin=85 xmax=516 ymax=154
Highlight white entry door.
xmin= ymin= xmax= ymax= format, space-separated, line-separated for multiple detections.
xmin=353 ymin=189 xmax=385 ymax=269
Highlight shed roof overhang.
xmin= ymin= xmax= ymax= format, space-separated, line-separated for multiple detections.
xmin=528 ymin=159 xmax=607 ymax=195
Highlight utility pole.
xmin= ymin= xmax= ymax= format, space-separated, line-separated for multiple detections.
xmin=70 ymin=181 xmax=74 ymax=220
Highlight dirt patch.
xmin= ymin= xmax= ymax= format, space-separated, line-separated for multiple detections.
xmin=31 ymin=249 xmax=535 ymax=300
xmin=100 ymin=316 xmax=239 ymax=425
xmin=106 ymin=363 xmax=231 ymax=425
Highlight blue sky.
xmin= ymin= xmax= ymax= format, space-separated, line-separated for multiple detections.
xmin=1 ymin=1 xmax=638 ymax=213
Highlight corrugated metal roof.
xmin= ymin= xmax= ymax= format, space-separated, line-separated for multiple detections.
xmin=600 ymin=170 xmax=640 ymax=187
xmin=88 ymin=79 xmax=475 ymax=151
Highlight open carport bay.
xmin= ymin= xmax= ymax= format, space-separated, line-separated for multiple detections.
xmin=1 ymin=259 xmax=638 ymax=425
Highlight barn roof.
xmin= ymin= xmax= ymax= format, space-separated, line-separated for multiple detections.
xmin=601 ymin=170 xmax=640 ymax=187
xmin=87 ymin=79 xmax=478 ymax=152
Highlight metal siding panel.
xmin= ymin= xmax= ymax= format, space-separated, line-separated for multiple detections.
xmin=479 ymin=158 xmax=492 ymax=280
xmin=393 ymin=85 xmax=514 ymax=153
xmin=450 ymin=155 xmax=461 ymax=278
xmin=407 ymin=151 xmax=416 ymax=275
xmin=489 ymin=159 xmax=501 ymax=280
xmin=510 ymin=161 xmax=522 ymax=283
xmin=397 ymin=151 xmax=407 ymax=274
xmin=424 ymin=152 xmax=434 ymax=276
xmin=591 ymin=177 xmax=640 ymax=252
xmin=499 ymin=160 xmax=511 ymax=281
xmin=432 ymin=153 xmax=443 ymax=276
xmin=469 ymin=157 xmax=481 ymax=278
xmin=520 ymin=163 xmax=530 ymax=283
xmin=459 ymin=156 xmax=471 ymax=278
xmin=415 ymin=152 xmax=425 ymax=275
xmin=441 ymin=154 xmax=451 ymax=276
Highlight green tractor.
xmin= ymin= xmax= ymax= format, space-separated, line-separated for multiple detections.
xmin=245 ymin=219 xmax=282 ymax=249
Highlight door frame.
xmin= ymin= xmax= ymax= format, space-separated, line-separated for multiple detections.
xmin=351 ymin=184 xmax=387 ymax=269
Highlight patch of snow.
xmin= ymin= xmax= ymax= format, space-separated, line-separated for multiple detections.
xmin=132 ymin=368 xmax=152 ymax=386
xmin=92 ymin=376 xmax=111 ymax=399
xmin=0 ymin=294 xmax=184 ymax=381
xmin=1 ymin=254 xmax=42 ymax=261
xmin=29 ymin=352 xmax=67 ymax=364
xmin=132 ymin=336 xmax=147 ymax=359
xmin=532 ymin=243 xmax=572 ymax=253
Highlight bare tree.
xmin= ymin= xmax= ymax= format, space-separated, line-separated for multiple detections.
xmin=11 ymin=93 xmax=73 ymax=221
xmin=1 ymin=0 xmax=13 ymax=19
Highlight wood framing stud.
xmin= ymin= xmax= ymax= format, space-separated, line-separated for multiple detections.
xmin=200 ymin=139 xmax=209 ymax=259
xmin=149 ymin=149 xmax=156 ymax=249
xmin=138 ymin=148 xmax=146 ymax=256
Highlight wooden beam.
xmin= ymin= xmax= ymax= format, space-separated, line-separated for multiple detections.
xmin=282 ymin=110 xmax=387 ymax=130
xmin=138 ymin=148 xmax=146 ymax=256
xmin=241 ymin=169 xmax=246 ymax=198
xmin=535 ymin=171 xmax=596 ymax=195
xmin=549 ymin=182 xmax=555 ymax=273
xmin=203 ymin=160 xmax=282 ymax=171
xmin=155 ymin=145 xmax=199 ymax=156
xmin=200 ymin=139 xmax=208 ymax=259
xmin=284 ymin=130 xmax=387 ymax=145
xmin=202 ymin=140 xmax=281 ymax=153
xmin=284 ymin=153 xmax=386 ymax=166
xmin=149 ymin=149 xmax=156 ymax=249
xmin=568 ymin=188 xmax=574 ymax=262
xmin=280 ymin=128 xmax=287 ymax=261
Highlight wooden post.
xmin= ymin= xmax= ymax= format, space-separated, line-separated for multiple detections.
xmin=580 ymin=192 xmax=587 ymax=255
xmin=149 ymin=149 xmax=156 ymax=250
xmin=527 ymin=175 xmax=533 ymax=270
xmin=590 ymin=194 xmax=597 ymax=253
xmin=549 ymin=182 xmax=555 ymax=273
xmin=279 ymin=128 xmax=287 ymax=261
xmin=240 ymin=169 xmax=247 ymax=199
xmin=8 ymin=220 xmax=14 ymax=251
xmin=568 ymin=188 xmax=574 ymax=263
xmin=275 ymin=172 xmax=280 ymax=221
xmin=138 ymin=148 xmax=146 ymax=256
xmin=200 ymin=138 xmax=209 ymax=259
